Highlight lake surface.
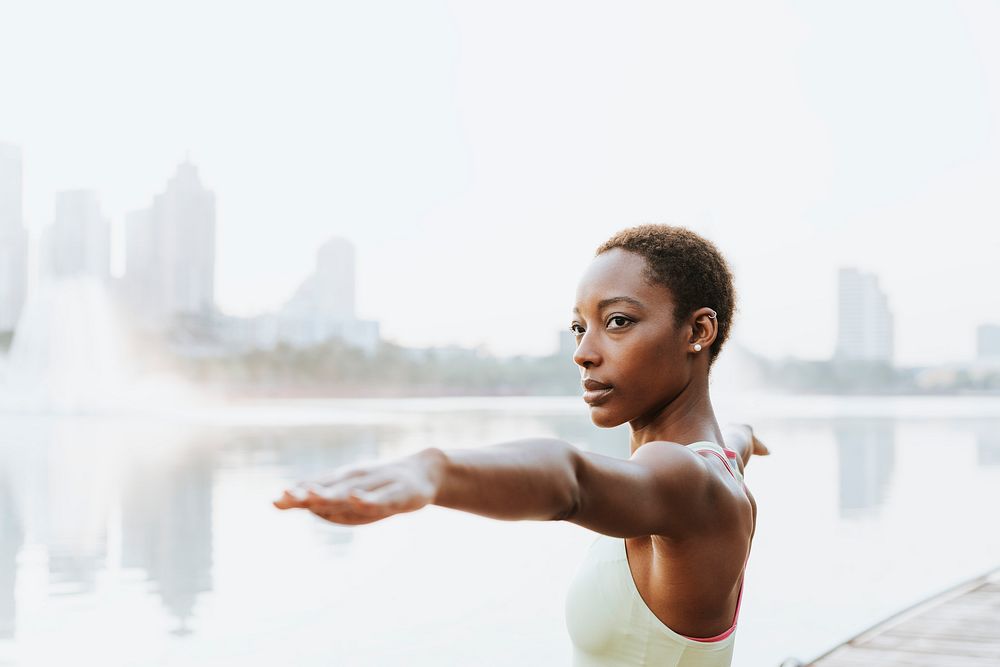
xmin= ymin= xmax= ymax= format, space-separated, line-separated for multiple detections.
xmin=1 ymin=394 xmax=999 ymax=666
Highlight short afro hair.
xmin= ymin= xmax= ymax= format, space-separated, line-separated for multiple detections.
xmin=595 ymin=224 xmax=737 ymax=364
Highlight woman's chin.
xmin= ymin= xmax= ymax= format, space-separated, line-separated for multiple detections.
xmin=588 ymin=408 xmax=625 ymax=429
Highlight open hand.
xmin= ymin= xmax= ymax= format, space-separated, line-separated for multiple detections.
xmin=273 ymin=454 xmax=440 ymax=525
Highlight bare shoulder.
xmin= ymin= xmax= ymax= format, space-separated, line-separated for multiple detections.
xmin=625 ymin=442 xmax=720 ymax=533
xmin=628 ymin=441 xmax=714 ymax=495
xmin=633 ymin=441 xmax=754 ymax=537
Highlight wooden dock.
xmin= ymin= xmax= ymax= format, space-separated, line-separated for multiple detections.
xmin=785 ymin=566 xmax=1000 ymax=667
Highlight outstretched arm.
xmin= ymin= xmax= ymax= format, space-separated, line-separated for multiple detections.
xmin=274 ymin=437 xmax=716 ymax=538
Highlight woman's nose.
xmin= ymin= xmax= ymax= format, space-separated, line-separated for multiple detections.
xmin=573 ymin=332 xmax=602 ymax=369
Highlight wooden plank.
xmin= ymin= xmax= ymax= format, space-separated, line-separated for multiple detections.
xmin=805 ymin=567 xmax=1000 ymax=666
xmin=883 ymin=620 xmax=1000 ymax=642
xmin=860 ymin=632 xmax=1000 ymax=659
xmin=848 ymin=582 xmax=993 ymax=644
xmin=975 ymin=582 xmax=1000 ymax=593
xmin=920 ymin=597 xmax=1000 ymax=614
xmin=919 ymin=602 xmax=1000 ymax=619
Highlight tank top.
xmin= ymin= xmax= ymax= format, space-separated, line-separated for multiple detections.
xmin=565 ymin=441 xmax=750 ymax=666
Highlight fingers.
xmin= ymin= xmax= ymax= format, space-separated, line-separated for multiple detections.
xmin=275 ymin=475 xmax=398 ymax=517
xmin=307 ymin=487 xmax=401 ymax=524
xmin=274 ymin=485 xmax=394 ymax=524
xmin=307 ymin=481 xmax=417 ymax=523
xmin=273 ymin=465 xmax=390 ymax=510
xmin=308 ymin=472 xmax=394 ymax=502
xmin=311 ymin=504 xmax=389 ymax=525
xmin=274 ymin=459 xmax=427 ymax=524
xmin=273 ymin=487 xmax=310 ymax=509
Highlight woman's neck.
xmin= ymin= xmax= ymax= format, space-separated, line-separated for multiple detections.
xmin=628 ymin=374 xmax=722 ymax=455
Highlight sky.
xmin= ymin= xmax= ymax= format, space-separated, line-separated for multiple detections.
xmin=1 ymin=0 xmax=998 ymax=365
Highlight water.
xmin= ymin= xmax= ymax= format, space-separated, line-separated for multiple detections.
xmin=1 ymin=395 xmax=999 ymax=666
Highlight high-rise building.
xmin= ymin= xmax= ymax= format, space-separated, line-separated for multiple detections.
xmin=124 ymin=207 xmax=155 ymax=318
xmin=977 ymin=324 xmax=1000 ymax=361
xmin=315 ymin=237 xmax=356 ymax=320
xmin=835 ymin=267 xmax=894 ymax=364
xmin=125 ymin=160 xmax=216 ymax=324
xmin=276 ymin=236 xmax=379 ymax=353
xmin=0 ymin=143 xmax=28 ymax=332
xmin=41 ymin=190 xmax=111 ymax=281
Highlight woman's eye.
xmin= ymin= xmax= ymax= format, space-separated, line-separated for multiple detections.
xmin=569 ymin=324 xmax=585 ymax=336
xmin=607 ymin=316 xmax=632 ymax=329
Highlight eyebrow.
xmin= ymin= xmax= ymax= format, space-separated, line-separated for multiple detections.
xmin=572 ymin=296 xmax=646 ymax=315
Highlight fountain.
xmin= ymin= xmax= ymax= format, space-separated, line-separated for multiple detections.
xmin=0 ymin=276 xmax=134 ymax=414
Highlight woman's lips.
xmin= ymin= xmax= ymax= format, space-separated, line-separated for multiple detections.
xmin=581 ymin=378 xmax=613 ymax=405
xmin=582 ymin=387 xmax=614 ymax=405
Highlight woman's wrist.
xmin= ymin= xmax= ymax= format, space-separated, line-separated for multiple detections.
xmin=413 ymin=447 xmax=448 ymax=504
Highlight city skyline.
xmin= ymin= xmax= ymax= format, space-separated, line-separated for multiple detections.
xmin=2 ymin=148 xmax=999 ymax=370
xmin=0 ymin=155 xmax=381 ymax=361
xmin=0 ymin=144 xmax=998 ymax=364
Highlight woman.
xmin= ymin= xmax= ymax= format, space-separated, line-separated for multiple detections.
xmin=274 ymin=224 xmax=768 ymax=666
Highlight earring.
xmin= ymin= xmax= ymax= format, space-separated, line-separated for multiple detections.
xmin=693 ymin=343 xmax=702 ymax=352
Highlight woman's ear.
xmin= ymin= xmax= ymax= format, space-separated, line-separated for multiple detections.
xmin=688 ymin=307 xmax=718 ymax=353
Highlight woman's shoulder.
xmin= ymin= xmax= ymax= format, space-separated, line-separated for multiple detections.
xmin=682 ymin=441 xmax=754 ymax=535
xmin=634 ymin=441 xmax=751 ymax=532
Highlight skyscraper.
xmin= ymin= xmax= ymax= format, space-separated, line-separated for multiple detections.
xmin=835 ymin=267 xmax=894 ymax=364
xmin=125 ymin=160 xmax=216 ymax=324
xmin=976 ymin=324 xmax=1000 ymax=361
xmin=42 ymin=190 xmax=111 ymax=280
xmin=0 ymin=143 xmax=28 ymax=332
xmin=277 ymin=236 xmax=379 ymax=353
xmin=315 ymin=237 xmax=356 ymax=321
xmin=124 ymin=207 xmax=156 ymax=320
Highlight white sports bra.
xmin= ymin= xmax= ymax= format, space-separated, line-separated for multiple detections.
xmin=565 ymin=441 xmax=749 ymax=666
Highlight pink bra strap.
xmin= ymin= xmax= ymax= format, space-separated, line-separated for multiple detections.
xmin=702 ymin=449 xmax=742 ymax=484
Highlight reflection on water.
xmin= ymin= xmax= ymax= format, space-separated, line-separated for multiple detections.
xmin=0 ymin=477 xmax=22 ymax=639
xmin=835 ymin=419 xmax=896 ymax=518
xmin=977 ymin=430 xmax=1000 ymax=466
xmin=0 ymin=399 xmax=998 ymax=666
xmin=122 ymin=445 xmax=214 ymax=636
